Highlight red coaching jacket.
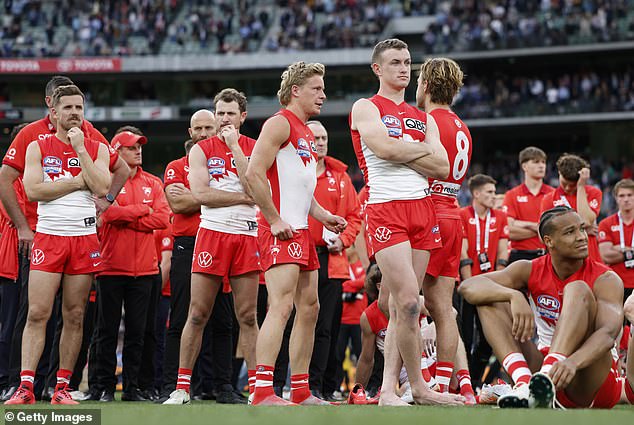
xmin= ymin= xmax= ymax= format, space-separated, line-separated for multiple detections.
xmin=98 ymin=168 xmax=169 ymax=277
xmin=308 ymin=156 xmax=361 ymax=279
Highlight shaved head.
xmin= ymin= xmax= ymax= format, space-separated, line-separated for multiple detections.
xmin=188 ymin=109 xmax=216 ymax=143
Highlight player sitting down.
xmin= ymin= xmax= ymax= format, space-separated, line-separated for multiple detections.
xmin=459 ymin=206 xmax=624 ymax=409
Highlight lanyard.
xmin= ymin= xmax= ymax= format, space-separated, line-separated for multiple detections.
xmin=617 ymin=212 xmax=634 ymax=250
xmin=474 ymin=208 xmax=491 ymax=254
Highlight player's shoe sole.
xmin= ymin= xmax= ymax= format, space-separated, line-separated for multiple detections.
xmin=529 ymin=372 xmax=555 ymax=408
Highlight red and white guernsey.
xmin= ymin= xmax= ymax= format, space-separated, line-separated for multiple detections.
xmin=198 ymin=134 xmax=257 ymax=236
xmin=262 ymin=108 xmax=318 ymax=230
xmin=428 ymin=109 xmax=472 ymax=219
xmin=36 ymin=136 xmax=100 ymax=236
xmin=364 ymin=300 xmax=388 ymax=354
xmin=528 ymin=254 xmax=611 ymax=350
xmin=351 ymin=95 xmax=430 ymax=204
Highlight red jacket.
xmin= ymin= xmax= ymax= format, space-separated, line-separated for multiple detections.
xmin=308 ymin=156 xmax=361 ymax=279
xmin=98 ymin=168 xmax=169 ymax=277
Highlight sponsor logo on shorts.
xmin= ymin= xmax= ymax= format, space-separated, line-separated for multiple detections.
xmin=403 ymin=118 xmax=426 ymax=133
xmin=432 ymin=225 xmax=440 ymax=234
xmin=537 ymin=295 xmax=560 ymax=311
xmin=287 ymin=242 xmax=303 ymax=259
xmin=208 ymin=157 xmax=226 ymax=180
xmin=43 ymin=156 xmax=62 ymax=174
xmin=67 ymin=157 xmax=80 ymax=168
xmin=270 ymin=244 xmax=281 ymax=256
xmin=31 ymin=249 xmax=45 ymax=265
xmin=374 ymin=227 xmax=392 ymax=243
xmin=90 ymin=251 xmax=100 ymax=259
xmin=197 ymin=251 xmax=213 ymax=268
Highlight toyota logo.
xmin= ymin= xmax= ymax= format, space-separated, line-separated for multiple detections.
xmin=374 ymin=227 xmax=392 ymax=243
xmin=197 ymin=251 xmax=213 ymax=268
xmin=287 ymin=242 xmax=303 ymax=259
xmin=31 ymin=249 xmax=45 ymax=265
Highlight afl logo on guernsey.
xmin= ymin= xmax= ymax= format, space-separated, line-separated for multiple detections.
xmin=207 ymin=157 xmax=226 ymax=180
xmin=382 ymin=115 xmax=402 ymax=137
xmin=296 ymin=138 xmax=311 ymax=158
xmin=537 ymin=295 xmax=560 ymax=311
xmin=43 ymin=156 xmax=62 ymax=174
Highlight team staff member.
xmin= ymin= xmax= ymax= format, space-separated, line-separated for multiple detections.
xmin=459 ymin=174 xmax=509 ymax=388
xmin=540 ymin=154 xmax=602 ymax=263
xmin=93 ymin=129 xmax=169 ymax=402
xmin=246 ymin=61 xmax=347 ymax=406
xmin=164 ymin=89 xmax=259 ymax=405
xmin=503 ymin=147 xmax=554 ymax=262
xmin=5 ymin=85 xmax=111 ymax=405
xmin=153 ymin=222 xmax=173 ymax=392
xmin=0 ymin=76 xmax=129 ymax=401
xmin=419 ymin=57 xmax=472 ymax=394
xmin=306 ymin=120 xmax=361 ymax=400
xmin=599 ymin=179 xmax=634 ymax=300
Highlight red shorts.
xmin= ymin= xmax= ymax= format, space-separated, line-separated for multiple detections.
xmin=365 ymin=197 xmax=441 ymax=257
xmin=540 ymin=347 xmax=621 ymax=408
xmin=258 ymin=227 xmax=319 ymax=272
xmin=30 ymin=233 xmax=101 ymax=275
xmin=191 ymin=228 xmax=261 ymax=277
xmin=427 ymin=217 xmax=462 ymax=279
xmin=0 ymin=219 xmax=19 ymax=280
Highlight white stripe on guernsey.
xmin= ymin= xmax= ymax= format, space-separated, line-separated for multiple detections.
xmin=255 ymin=380 xmax=273 ymax=387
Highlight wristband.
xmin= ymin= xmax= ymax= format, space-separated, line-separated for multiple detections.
xmin=497 ymin=258 xmax=509 ymax=267
xmin=105 ymin=193 xmax=115 ymax=203
xmin=459 ymin=259 xmax=473 ymax=269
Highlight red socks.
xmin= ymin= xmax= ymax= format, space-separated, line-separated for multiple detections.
xmin=435 ymin=361 xmax=453 ymax=393
xmin=502 ymin=352 xmax=531 ymax=386
xmin=290 ymin=373 xmax=310 ymax=403
xmin=55 ymin=369 xmax=72 ymax=392
xmin=252 ymin=365 xmax=275 ymax=403
xmin=248 ymin=369 xmax=256 ymax=396
xmin=176 ymin=368 xmax=192 ymax=393
xmin=19 ymin=370 xmax=35 ymax=392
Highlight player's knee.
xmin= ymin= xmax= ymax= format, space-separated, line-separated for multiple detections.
xmin=298 ymin=297 xmax=320 ymax=321
xmin=237 ymin=307 xmax=257 ymax=329
xmin=62 ymin=306 xmax=85 ymax=329
xmin=398 ymin=297 xmax=420 ymax=319
xmin=188 ymin=305 xmax=211 ymax=327
xmin=270 ymin=298 xmax=294 ymax=321
xmin=564 ymin=280 xmax=595 ymax=307
xmin=26 ymin=306 xmax=50 ymax=324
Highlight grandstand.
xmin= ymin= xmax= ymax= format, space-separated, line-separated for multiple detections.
xmin=1 ymin=0 xmax=634 ymax=210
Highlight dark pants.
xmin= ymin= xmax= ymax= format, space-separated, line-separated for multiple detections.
xmin=0 ymin=278 xmax=20 ymax=388
xmin=154 ymin=295 xmax=170 ymax=390
xmin=94 ymin=275 xmax=153 ymax=394
xmin=309 ymin=251 xmax=343 ymax=394
xmin=335 ymin=323 xmax=361 ymax=391
xmin=457 ymin=296 xmax=492 ymax=388
xmin=8 ymin=256 xmax=57 ymax=397
xmin=160 ymin=236 xmax=224 ymax=395
xmin=138 ymin=273 xmax=161 ymax=391
xmin=45 ymin=292 xmax=97 ymax=391
xmin=256 ymin=284 xmax=267 ymax=327
xmin=192 ymin=291 xmax=234 ymax=394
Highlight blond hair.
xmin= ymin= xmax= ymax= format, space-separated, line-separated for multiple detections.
xmin=277 ymin=61 xmax=325 ymax=106
xmin=419 ymin=58 xmax=464 ymax=105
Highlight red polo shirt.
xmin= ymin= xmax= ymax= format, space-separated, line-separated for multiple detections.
xmin=460 ymin=207 xmax=509 ymax=276
xmin=502 ymin=182 xmax=554 ymax=250
xmin=163 ymin=156 xmax=201 ymax=237
xmin=598 ymin=213 xmax=634 ymax=288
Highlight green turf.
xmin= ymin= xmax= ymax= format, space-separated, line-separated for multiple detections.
xmin=4 ymin=402 xmax=633 ymax=425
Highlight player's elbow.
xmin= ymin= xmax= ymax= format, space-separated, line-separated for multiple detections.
xmin=24 ymin=184 xmax=38 ymax=202
xmin=457 ymin=279 xmax=475 ymax=301
xmin=244 ymin=166 xmax=261 ymax=188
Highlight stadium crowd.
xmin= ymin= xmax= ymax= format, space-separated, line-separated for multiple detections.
xmin=418 ymin=0 xmax=634 ymax=54
xmin=0 ymin=38 xmax=633 ymax=410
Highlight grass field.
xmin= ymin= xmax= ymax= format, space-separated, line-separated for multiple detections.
xmin=4 ymin=402 xmax=634 ymax=425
